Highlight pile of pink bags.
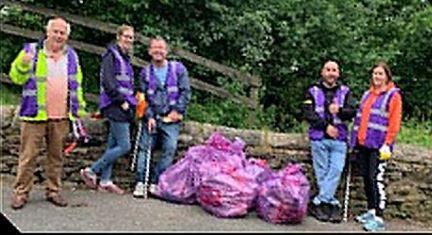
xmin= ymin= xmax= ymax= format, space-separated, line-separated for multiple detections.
xmin=156 ymin=132 xmax=310 ymax=223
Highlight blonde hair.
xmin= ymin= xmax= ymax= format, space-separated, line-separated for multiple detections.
xmin=116 ymin=25 xmax=134 ymax=40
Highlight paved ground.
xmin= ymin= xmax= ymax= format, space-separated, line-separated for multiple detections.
xmin=1 ymin=174 xmax=431 ymax=233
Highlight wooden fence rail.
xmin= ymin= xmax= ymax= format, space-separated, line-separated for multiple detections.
xmin=1 ymin=0 xmax=261 ymax=110
xmin=1 ymin=24 xmax=256 ymax=108
xmin=0 ymin=73 xmax=99 ymax=104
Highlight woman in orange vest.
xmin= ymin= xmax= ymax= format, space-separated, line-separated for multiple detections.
xmin=350 ymin=61 xmax=402 ymax=232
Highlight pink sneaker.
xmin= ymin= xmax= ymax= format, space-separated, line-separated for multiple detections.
xmin=80 ymin=168 xmax=97 ymax=189
xmin=98 ymin=182 xmax=125 ymax=195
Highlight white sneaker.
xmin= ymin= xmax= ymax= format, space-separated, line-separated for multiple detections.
xmin=80 ymin=167 xmax=97 ymax=189
xmin=133 ymin=182 xmax=145 ymax=198
xmin=149 ymin=184 xmax=158 ymax=195
xmin=355 ymin=211 xmax=375 ymax=224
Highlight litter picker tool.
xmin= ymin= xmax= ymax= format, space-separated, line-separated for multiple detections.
xmin=343 ymin=159 xmax=352 ymax=223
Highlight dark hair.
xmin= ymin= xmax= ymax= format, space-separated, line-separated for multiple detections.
xmin=320 ymin=59 xmax=341 ymax=77
xmin=370 ymin=60 xmax=392 ymax=82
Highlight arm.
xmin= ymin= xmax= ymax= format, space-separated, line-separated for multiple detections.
xmin=302 ymin=89 xmax=327 ymax=131
xmin=171 ymin=63 xmax=191 ymax=115
xmin=9 ymin=50 xmax=32 ymax=85
xmin=385 ymin=92 xmax=402 ymax=145
xmin=76 ymin=64 xmax=87 ymax=118
xmin=337 ymin=90 xmax=357 ymax=121
xmin=101 ymin=52 xmax=125 ymax=105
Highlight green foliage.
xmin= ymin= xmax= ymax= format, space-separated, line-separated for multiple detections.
xmin=398 ymin=119 xmax=432 ymax=149
xmin=0 ymin=84 xmax=21 ymax=105
xmin=1 ymin=0 xmax=431 ymax=134
xmin=187 ymin=92 xmax=278 ymax=130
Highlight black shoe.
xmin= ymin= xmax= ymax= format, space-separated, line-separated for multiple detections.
xmin=328 ymin=204 xmax=342 ymax=223
xmin=309 ymin=203 xmax=329 ymax=222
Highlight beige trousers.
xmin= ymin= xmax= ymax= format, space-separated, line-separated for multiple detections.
xmin=13 ymin=120 xmax=69 ymax=197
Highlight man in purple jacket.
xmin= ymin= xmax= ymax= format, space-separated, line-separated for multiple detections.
xmin=133 ymin=37 xmax=191 ymax=198
xmin=302 ymin=60 xmax=356 ymax=223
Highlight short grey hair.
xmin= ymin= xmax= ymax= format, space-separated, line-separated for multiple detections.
xmin=46 ymin=17 xmax=71 ymax=35
xmin=148 ymin=36 xmax=169 ymax=51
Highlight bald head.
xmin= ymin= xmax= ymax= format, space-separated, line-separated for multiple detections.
xmin=320 ymin=60 xmax=340 ymax=86
xmin=322 ymin=61 xmax=339 ymax=71
xmin=45 ymin=17 xmax=70 ymax=52
xmin=46 ymin=17 xmax=70 ymax=35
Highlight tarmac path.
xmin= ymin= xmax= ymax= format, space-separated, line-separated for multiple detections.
xmin=1 ymin=174 xmax=430 ymax=233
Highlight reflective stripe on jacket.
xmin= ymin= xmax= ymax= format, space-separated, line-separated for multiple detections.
xmin=9 ymin=42 xmax=86 ymax=121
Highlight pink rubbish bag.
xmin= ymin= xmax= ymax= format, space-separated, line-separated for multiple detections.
xmin=197 ymin=168 xmax=258 ymax=218
xmin=256 ymin=163 xmax=310 ymax=224
xmin=156 ymin=157 xmax=196 ymax=204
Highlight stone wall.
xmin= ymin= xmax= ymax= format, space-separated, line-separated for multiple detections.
xmin=1 ymin=105 xmax=431 ymax=222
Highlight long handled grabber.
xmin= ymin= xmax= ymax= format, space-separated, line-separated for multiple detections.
xmin=343 ymin=157 xmax=352 ymax=223
xmin=131 ymin=91 xmax=148 ymax=172
xmin=143 ymin=133 xmax=153 ymax=199
xmin=64 ymin=118 xmax=102 ymax=155
xmin=130 ymin=121 xmax=143 ymax=172
xmin=142 ymin=114 xmax=182 ymax=199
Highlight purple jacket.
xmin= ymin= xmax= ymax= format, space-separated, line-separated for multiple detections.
xmin=350 ymin=87 xmax=401 ymax=149
xmin=20 ymin=42 xmax=81 ymax=119
xmin=99 ymin=45 xmax=136 ymax=111
xmin=139 ymin=61 xmax=191 ymax=120
xmin=308 ymin=85 xmax=350 ymax=141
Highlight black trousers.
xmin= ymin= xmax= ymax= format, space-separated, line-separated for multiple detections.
xmin=356 ymin=145 xmax=388 ymax=217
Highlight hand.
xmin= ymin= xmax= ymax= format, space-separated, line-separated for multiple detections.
xmin=90 ymin=112 xmax=103 ymax=120
xmin=166 ymin=110 xmax=182 ymax=122
xmin=379 ymin=144 xmax=391 ymax=161
xmin=326 ymin=125 xmax=339 ymax=138
xmin=135 ymin=92 xmax=145 ymax=102
xmin=147 ymin=118 xmax=156 ymax=132
xmin=121 ymin=102 xmax=129 ymax=111
xmin=329 ymin=103 xmax=339 ymax=114
xmin=22 ymin=52 xmax=35 ymax=65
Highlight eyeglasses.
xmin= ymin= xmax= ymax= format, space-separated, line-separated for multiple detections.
xmin=121 ymin=34 xmax=134 ymax=40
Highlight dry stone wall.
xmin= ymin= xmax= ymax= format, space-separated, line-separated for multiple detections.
xmin=1 ymin=105 xmax=431 ymax=222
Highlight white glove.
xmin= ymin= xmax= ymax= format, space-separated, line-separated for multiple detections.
xmin=121 ymin=101 xmax=129 ymax=111
xmin=379 ymin=144 xmax=391 ymax=160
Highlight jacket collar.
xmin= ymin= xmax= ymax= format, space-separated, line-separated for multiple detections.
xmin=369 ymin=81 xmax=396 ymax=95
xmin=317 ymin=79 xmax=343 ymax=90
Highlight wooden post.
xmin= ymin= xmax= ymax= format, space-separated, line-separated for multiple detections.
xmin=247 ymin=85 xmax=260 ymax=127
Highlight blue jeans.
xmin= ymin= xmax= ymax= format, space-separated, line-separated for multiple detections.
xmin=91 ymin=120 xmax=131 ymax=182
xmin=311 ymin=139 xmax=347 ymax=206
xmin=135 ymin=120 xmax=180 ymax=184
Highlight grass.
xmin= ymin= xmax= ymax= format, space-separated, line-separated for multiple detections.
xmin=283 ymin=120 xmax=431 ymax=149
xmin=1 ymin=85 xmax=430 ymax=149
xmin=398 ymin=119 xmax=431 ymax=149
